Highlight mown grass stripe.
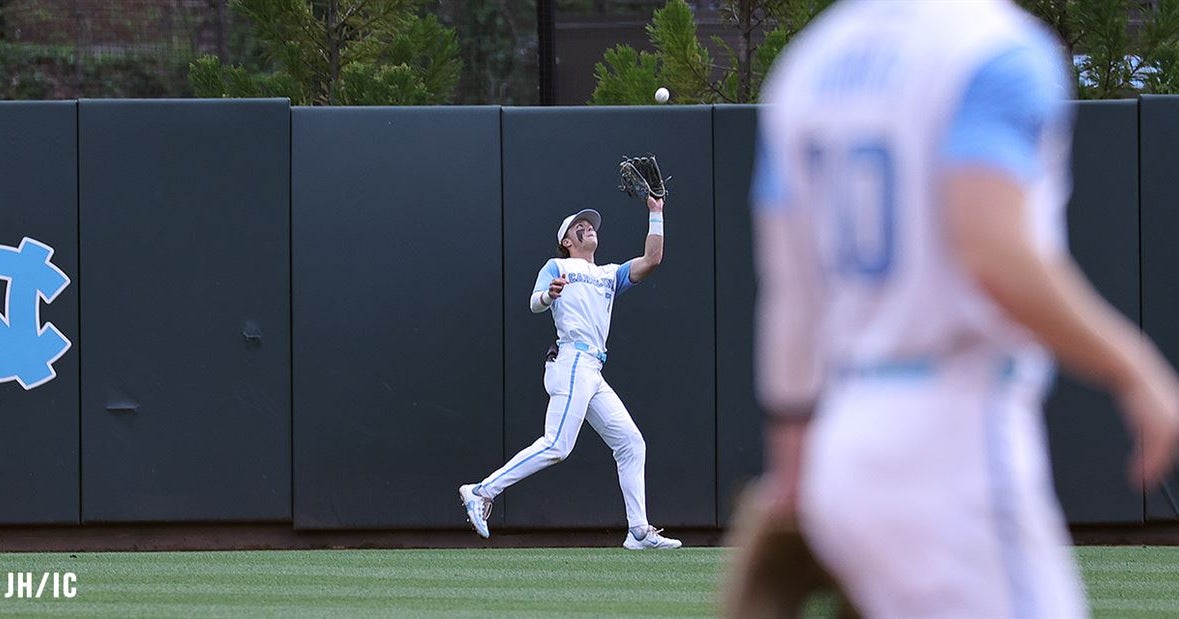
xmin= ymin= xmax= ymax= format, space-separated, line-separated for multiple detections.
xmin=0 ymin=546 xmax=1173 ymax=618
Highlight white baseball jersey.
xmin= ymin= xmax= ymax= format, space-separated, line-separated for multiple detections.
xmin=534 ymin=257 xmax=637 ymax=353
xmin=755 ymin=0 xmax=1073 ymax=392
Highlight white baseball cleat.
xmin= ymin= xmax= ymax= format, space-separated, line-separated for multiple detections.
xmin=623 ymin=526 xmax=682 ymax=550
xmin=459 ymin=484 xmax=492 ymax=539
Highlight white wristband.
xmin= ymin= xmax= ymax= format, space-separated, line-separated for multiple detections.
xmin=530 ymin=290 xmax=553 ymax=313
xmin=648 ymin=213 xmax=664 ymax=236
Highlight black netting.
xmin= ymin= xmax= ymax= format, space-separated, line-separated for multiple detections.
xmin=0 ymin=0 xmax=252 ymax=99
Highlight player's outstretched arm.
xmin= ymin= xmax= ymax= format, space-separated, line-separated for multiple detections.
xmin=627 ymin=195 xmax=665 ymax=282
xmin=946 ymin=170 xmax=1179 ymax=486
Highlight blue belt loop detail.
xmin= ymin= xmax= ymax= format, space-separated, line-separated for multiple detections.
xmin=572 ymin=341 xmax=607 ymax=363
xmin=836 ymin=358 xmax=934 ymax=380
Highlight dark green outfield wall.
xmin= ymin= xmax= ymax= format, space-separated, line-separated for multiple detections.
xmin=0 ymin=99 xmax=1172 ymax=529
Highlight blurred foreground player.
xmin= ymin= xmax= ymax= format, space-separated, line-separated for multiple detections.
xmin=740 ymin=1 xmax=1179 ymax=617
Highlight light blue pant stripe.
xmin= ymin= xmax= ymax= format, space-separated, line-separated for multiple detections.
xmin=479 ymin=352 xmax=582 ymax=492
xmin=985 ymin=368 xmax=1036 ymax=619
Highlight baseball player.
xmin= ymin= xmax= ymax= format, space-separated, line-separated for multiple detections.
xmin=459 ymin=194 xmax=681 ymax=550
xmin=748 ymin=1 xmax=1179 ymax=617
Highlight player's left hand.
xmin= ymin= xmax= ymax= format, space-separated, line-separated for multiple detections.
xmin=1118 ymin=364 xmax=1179 ymax=487
xmin=548 ymin=276 xmax=568 ymax=300
xmin=647 ymin=195 xmax=664 ymax=212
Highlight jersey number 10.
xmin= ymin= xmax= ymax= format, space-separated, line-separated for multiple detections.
xmin=807 ymin=140 xmax=896 ymax=280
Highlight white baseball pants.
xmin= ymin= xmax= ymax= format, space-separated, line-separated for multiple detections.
xmin=799 ymin=358 xmax=1087 ymax=618
xmin=475 ymin=345 xmax=650 ymax=529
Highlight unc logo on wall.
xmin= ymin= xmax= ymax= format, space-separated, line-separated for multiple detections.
xmin=0 ymin=237 xmax=71 ymax=390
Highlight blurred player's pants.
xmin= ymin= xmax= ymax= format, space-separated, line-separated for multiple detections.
xmin=476 ymin=345 xmax=649 ymax=529
xmin=798 ymin=353 xmax=1087 ymax=619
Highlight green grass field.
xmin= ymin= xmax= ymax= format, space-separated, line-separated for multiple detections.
xmin=0 ymin=546 xmax=1174 ymax=617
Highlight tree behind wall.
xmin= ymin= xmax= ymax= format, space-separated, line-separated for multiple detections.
xmin=0 ymin=0 xmax=250 ymax=99
xmin=1017 ymin=0 xmax=1179 ymax=98
xmin=189 ymin=0 xmax=461 ymax=105
xmin=436 ymin=0 xmax=537 ymax=105
xmin=589 ymin=0 xmax=834 ymax=105
xmin=592 ymin=0 xmax=1179 ymax=105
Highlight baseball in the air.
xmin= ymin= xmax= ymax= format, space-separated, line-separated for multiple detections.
xmin=655 ymin=87 xmax=670 ymax=103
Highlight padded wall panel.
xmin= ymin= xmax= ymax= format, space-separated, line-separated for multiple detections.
xmin=713 ymin=105 xmax=761 ymax=526
xmin=292 ymin=107 xmax=503 ymax=528
xmin=1139 ymin=95 xmax=1179 ymax=521
xmin=0 ymin=101 xmax=80 ymax=524
xmin=80 ymin=99 xmax=291 ymax=522
xmin=1044 ymin=100 xmax=1142 ymax=524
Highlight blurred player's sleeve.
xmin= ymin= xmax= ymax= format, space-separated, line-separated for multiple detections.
xmin=942 ymin=41 xmax=1071 ymax=251
xmin=942 ymin=43 xmax=1068 ymax=175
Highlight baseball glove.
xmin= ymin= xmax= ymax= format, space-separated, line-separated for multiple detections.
xmin=618 ymin=155 xmax=668 ymax=200
xmin=723 ymin=482 xmax=860 ymax=619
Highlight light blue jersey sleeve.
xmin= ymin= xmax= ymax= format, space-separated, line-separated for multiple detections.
xmin=533 ymin=259 xmax=561 ymax=293
xmin=614 ymin=260 xmax=638 ymax=296
xmin=942 ymin=39 xmax=1068 ymax=182
xmin=750 ymin=131 xmax=792 ymax=213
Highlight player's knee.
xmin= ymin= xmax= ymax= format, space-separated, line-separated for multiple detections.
xmin=635 ymin=438 xmax=647 ymax=462
xmin=549 ymin=445 xmax=573 ymax=462
xmin=615 ymin=432 xmax=645 ymax=462
xmin=633 ymin=426 xmax=646 ymax=446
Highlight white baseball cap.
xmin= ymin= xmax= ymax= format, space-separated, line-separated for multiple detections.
xmin=556 ymin=209 xmax=602 ymax=244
